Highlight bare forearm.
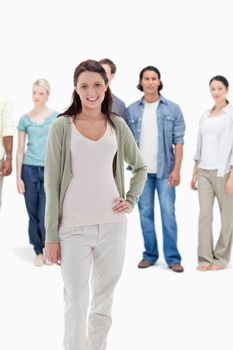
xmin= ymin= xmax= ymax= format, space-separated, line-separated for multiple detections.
xmin=173 ymin=144 xmax=183 ymax=172
xmin=16 ymin=150 xmax=24 ymax=180
xmin=3 ymin=136 xmax=13 ymax=160
xmin=192 ymin=161 xmax=198 ymax=178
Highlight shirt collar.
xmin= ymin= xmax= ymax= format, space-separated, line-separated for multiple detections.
xmin=137 ymin=94 xmax=167 ymax=106
xmin=222 ymin=103 xmax=232 ymax=113
xmin=208 ymin=103 xmax=233 ymax=114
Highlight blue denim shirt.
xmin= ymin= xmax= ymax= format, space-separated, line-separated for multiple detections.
xmin=125 ymin=95 xmax=185 ymax=179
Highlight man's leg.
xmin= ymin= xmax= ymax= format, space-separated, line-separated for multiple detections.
xmin=138 ymin=174 xmax=158 ymax=265
xmin=156 ymin=177 xmax=181 ymax=267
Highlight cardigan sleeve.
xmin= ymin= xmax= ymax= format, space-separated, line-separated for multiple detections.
xmin=44 ymin=120 xmax=63 ymax=243
xmin=121 ymin=121 xmax=147 ymax=209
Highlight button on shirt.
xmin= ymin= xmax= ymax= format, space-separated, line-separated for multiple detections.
xmin=139 ymin=101 xmax=159 ymax=173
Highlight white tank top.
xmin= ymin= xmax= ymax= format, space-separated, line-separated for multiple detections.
xmin=60 ymin=121 xmax=126 ymax=227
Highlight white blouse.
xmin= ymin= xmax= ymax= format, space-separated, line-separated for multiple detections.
xmin=194 ymin=104 xmax=233 ymax=176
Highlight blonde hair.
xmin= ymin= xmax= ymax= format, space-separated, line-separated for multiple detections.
xmin=33 ymin=79 xmax=51 ymax=95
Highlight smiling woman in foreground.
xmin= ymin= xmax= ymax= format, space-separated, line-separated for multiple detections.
xmin=44 ymin=59 xmax=147 ymax=350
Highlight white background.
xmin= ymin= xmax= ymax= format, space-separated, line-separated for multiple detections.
xmin=1 ymin=0 xmax=233 ymax=349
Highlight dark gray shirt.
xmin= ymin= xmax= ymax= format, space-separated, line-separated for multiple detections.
xmin=112 ymin=94 xmax=126 ymax=119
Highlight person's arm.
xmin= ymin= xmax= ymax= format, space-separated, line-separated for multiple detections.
xmin=113 ymin=120 xmax=147 ymax=214
xmin=44 ymin=120 xmax=63 ymax=265
xmin=0 ymin=136 xmax=13 ymax=176
xmin=225 ymin=167 xmax=233 ymax=193
xmin=0 ymin=96 xmax=14 ymax=176
xmin=191 ymin=161 xmax=199 ymax=190
xmin=169 ymin=144 xmax=183 ymax=187
xmin=169 ymin=105 xmax=185 ymax=187
xmin=225 ymin=118 xmax=233 ymax=193
xmin=16 ymin=131 xmax=26 ymax=193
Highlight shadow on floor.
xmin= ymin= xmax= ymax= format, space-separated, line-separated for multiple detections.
xmin=12 ymin=246 xmax=34 ymax=262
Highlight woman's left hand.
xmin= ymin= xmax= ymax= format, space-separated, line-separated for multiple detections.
xmin=113 ymin=197 xmax=132 ymax=213
xmin=225 ymin=177 xmax=233 ymax=193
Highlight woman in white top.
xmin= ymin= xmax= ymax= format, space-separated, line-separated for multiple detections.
xmin=191 ymin=75 xmax=233 ymax=271
xmin=44 ymin=60 xmax=147 ymax=350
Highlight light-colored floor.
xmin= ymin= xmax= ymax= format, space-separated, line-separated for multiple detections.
xmin=1 ymin=171 xmax=233 ymax=350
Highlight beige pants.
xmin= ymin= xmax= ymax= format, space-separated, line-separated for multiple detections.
xmin=0 ymin=159 xmax=3 ymax=209
xmin=198 ymin=169 xmax=233 ymax=266
xmin=59 ymin=220 xmax=127 ymax=350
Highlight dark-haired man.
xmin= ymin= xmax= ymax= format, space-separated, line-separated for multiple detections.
xmin=126 ymin=66 xmax=185 ymax=273
xmin=99 ymin=58 xmax=126 ymax=118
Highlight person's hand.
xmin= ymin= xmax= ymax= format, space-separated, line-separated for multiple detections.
xmin=45 ymin=242 xmax=61 ymax=265
xmin=168 ymin=170 xmax=180 ymax=187
xmin=225 ymin=177 xmax=233 ymax=193
xmin=17 ymin=178 xmax=25 ymax=194
xmin=0 ymin=158 xmax=12 ymax=176
xmin=113 ymin=197 xmax=132 ymax=213
xmin=191 ymin=175 xmax=198 ymax=191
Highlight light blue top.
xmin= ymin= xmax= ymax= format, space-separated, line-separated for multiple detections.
xmin=126 ymin=95 xmax=185 ymax=179
xmin=17 ymin=111 xmax=58 ymax=166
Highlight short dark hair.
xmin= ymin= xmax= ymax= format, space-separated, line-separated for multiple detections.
xmin=209 ymin=75 xmax=229 ymax=89
xmin=59 ymin=59 xmax=114 ymax=127
xmin=137 ymin=66 xmax=163 ymax=92
xmin=99 ymin=58 xmax=116 ymax=74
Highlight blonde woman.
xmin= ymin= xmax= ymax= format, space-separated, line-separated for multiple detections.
xmin=16 ymin=79 xmax=58 ymax=266
xmin=191 ymin=75 xmax=233 ymax=271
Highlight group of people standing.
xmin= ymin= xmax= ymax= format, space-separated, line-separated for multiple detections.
xmin=1 ymin=58 xmax=233 ymax=349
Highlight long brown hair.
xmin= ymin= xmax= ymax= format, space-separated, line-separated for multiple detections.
xmin=59 ymin=59 xmax=114 ymax=128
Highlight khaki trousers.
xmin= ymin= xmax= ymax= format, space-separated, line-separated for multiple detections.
xmin=59 ymin=220 xmax=127 ymax=350
xmin=0 ymin=159 xmax=3 ymax=209
xmin=198 ymin=169 xmax=233 ymax=266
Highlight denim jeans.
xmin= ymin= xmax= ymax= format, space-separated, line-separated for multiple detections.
xmin=138 ymin=173 xmax=181 ymax=266
xmin=21 ymin=164 xmax=46 ymax=255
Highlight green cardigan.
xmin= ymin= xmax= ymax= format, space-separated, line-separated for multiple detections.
xmin=44 ymin=115 xmax=147 ymax=243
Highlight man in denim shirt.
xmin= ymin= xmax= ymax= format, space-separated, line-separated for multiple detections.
xmin=126 ymin=66 xmax=185 ymax=272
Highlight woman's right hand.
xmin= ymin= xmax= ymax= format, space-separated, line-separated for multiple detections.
xmin=191 ymin=176 xmax=198 ymax=190
xmin=45 ymin=242 xmax=61 ymax=265
xmin=17 ymin=178 xmax=25 ymax=194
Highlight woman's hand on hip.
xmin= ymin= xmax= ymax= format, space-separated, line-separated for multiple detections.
xmin=113 ymin=197 xmax=132 ymax=213
xmin=45 ymin=242 xmax=61 ymax=265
